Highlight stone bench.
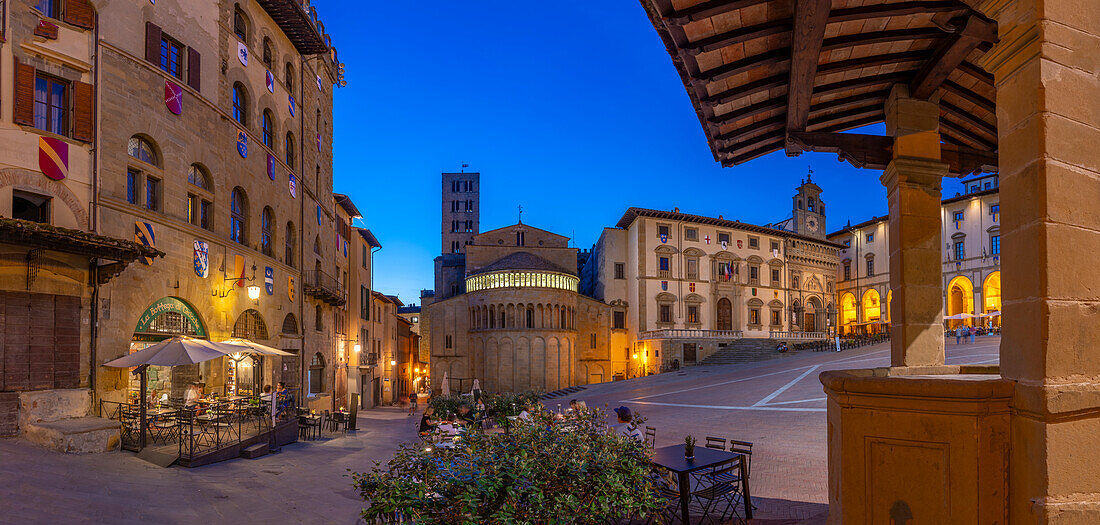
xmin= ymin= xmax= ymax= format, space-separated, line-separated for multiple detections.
xmin=22 ymin=417 xmax=121 ymax=454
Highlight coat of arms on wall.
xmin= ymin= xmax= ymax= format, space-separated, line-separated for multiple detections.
xmin=289 ymin=173 xmax=297 ymax=198
xmin=236 ymin=130 xmax=248 ymax=158
xmin=193 ymin=240 xmax=209 ymax=278
xmin=264 ymin=266 xmax=274 ymax=295
xmin=38 ymin=137 xmax=68 ymax=181
xmin=164 ymin=80 xmax=183 ymax=115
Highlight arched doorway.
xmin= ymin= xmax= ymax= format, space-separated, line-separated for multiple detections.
xmin=982 ymin=271 xmax=1001 ymax=328
xmin=946 ymin=275 xmax=975 ymax=328
xmin=129 ymin=297 xmax=208 ymax=402
xmin=839 ymin=293 xmax=857 ymax=335
xmin=228 ymin=309 xmax=270 ymax=396
xmin=806 ymin=296 xmax=823 ymax=332
xmin=716 ymin=298 xmax=732 ymax=330
xmin=862 ymin=289 xmax=882 ymax=334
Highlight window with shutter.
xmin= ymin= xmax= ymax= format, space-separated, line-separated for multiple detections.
xmin=13 ymin=61 xmax=36 ymax=127
xmin=187 ymin=47 xmax=201 ymax=91
xmin=63 ymin=0 xmax=96 ymax=30
xmin=145 ymin=22 xmax=162 ymax=64
xmin=72 ymin=81 xmax=94 ymax=142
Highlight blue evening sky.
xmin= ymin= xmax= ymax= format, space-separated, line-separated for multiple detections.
xmin=317 ymin=1 xmax=967 ymax=305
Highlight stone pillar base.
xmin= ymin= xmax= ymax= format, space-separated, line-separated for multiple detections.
xmin=821 ymin=365 xmax=1011 ymax=524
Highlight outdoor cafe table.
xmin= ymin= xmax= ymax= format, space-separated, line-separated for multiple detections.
xmin=650 ymin=444 xmax=752 ymax=523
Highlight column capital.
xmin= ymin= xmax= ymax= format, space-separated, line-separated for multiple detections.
xmin=880 ymin=157 xmax=949 ymax=191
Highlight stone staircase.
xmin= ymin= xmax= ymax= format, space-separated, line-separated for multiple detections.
xmin=542 ymin=386 xmax=587 ymax=400
xmin=697 ymin=338 xmax=805 ymax=366
xmin=19 ymin=389 xmax=119 ymax=453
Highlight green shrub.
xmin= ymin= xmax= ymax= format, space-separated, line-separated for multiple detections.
xmin=351 ymin=405 xmax=666 ymax=524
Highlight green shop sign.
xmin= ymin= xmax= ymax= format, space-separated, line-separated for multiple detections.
xmin=133 ymin=297 xmax=207 ymax=338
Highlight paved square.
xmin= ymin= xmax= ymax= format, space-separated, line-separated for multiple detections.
xmin=0 ymin=337 xmax=999 ymax=523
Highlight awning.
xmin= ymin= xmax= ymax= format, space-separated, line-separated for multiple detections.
xmin=0 ymin=217 xmax=165 ymax=284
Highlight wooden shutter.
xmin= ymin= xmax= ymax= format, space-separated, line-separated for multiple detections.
xmin=72 ymin=81 xmax=94 ymax=143
xmin=13 ymin=60 xmax=35 ymax=127
xmin=63 ymin=0 xmax=96 ymax=30
xmin=145 ymin=22 xmax=162 ymax=64
xmin=187 ymin=47 xmax=201 ymax=91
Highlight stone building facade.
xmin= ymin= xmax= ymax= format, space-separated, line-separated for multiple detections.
xmin=828 ymin=174 xmax=1002 ymax=334
xmin=581 ymin=180 xmax=841 ymax=374
xmin=0 ymin=0 xmax=371 ymax=442
xmin=424 ymin=222 xmax=615 ymax=393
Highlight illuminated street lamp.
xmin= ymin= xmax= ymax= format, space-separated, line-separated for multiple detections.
xmin=353 ymin=344 xmax=361 ymax=353
xmin=247 ymin=285 xmax=260 ymax=301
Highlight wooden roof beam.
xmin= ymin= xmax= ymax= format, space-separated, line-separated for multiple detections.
xmin=710 ymin=90 xmax=888 ymax=127
xmin=829 ymin=1 xmax=970 ymax=23
xmin=910 ymin=15 xmax=997 ymax=99
xmin=785 ymin=132 xmax=996 ymax=174
xmin=666 ymin=0 xmax=772 ymax=23
xmin=942 ymin=79 xmax=996 ymax=113
xmin=683 ymin=19 xmax=791 ymax=55
xmin=785 ymin=0 xmax=831 ymax=155
xmin=940 ymin=100 xmax=998 ymax=137
xmin=941 ymin=143 xmax=998 ymax=176
xmin=940 ymin=117 xmax=997 ymax=150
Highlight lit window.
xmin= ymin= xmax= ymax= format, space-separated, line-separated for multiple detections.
xmin=687 ymin=305 xmax=699 ymax=324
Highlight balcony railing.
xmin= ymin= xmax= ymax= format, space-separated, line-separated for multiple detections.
xmin=639 ymin=329 xmax=744 ymax=340
xmin=303 ymin=270 xmax=346 ymax=306
xmin=769 ymin=330 xmax=830 ymax=340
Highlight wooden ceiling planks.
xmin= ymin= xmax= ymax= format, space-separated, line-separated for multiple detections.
xmin=641 ymin=0 xmax=999 ymax=168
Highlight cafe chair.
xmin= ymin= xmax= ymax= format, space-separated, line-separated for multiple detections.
xmin=704 ymin=436 xmax=726 ymax=450
xmin=644 ymin=426 xmax=657 ymax=448
xmin=728 ymin=439 xmax=754 ymax=480
xmin=329 ymin=411 xmax=348 ymax=433
xmin=691 ymin=457 xmax=747 ymax=525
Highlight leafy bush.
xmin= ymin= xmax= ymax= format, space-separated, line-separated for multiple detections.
xmin=428 ymin=391 xmax=542 ymax=424
xmin=351 ymin=405 xmax=666 ymax=524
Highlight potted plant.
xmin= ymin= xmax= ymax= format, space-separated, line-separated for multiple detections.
xmin=684 ymin=435 xmax=696 ymax=460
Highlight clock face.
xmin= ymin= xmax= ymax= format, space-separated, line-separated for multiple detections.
xmin=807 ymin=219 xmax=818 ymax=232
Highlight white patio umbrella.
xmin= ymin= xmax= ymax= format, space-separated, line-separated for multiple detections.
xmin=944 ymin=313 xmax=976 ymax=320
xmin=103 ymin=336 xmax=225 ymax=368
xmin=217 ymin=338 xmax=294 ymax=356
xmin=441 ymin=372 xmax=450 ymax=396
xmin=982 ymin=311 xmax=1001 ymax=317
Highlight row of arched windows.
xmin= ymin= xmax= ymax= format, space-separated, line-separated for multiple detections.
xmin=234 ymin=6 xmax=295 ymax=93
xmin=126 ymin=134 xmax=299 ymax=267
xmin=232 ymin=83 xmax=297 ymax=170
xmin=470 ymin=303 xmax=577 ymax=331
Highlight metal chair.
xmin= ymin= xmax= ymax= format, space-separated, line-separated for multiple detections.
xmin=644 ymin=426 xmax=657 ymax=447
xmin=691 ymin=456 xmax=746 ymax=524
xmin=704 ymin=436 xmax=727 ymax=450
xmin=728 ymin=439 xmax=753 ymax=479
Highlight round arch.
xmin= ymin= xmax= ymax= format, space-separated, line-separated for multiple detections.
xmin=132 ymin=296 xmax=208 ymax=340
xmin=232 ymin=309 xmax=269 ymax=340
xmin=947 ymin=275 xmax=975 ymax=328
xmin=982 ymin=271 xmax=1001 ymax=327
xmin=862 ymin=289 xmax=882 ymax=333
xmin=839 ymin=292 xmax=857 ymax=334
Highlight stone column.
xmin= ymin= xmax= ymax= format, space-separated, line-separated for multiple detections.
xmin=979 ymin=0 xmax=1100 ymax=520
xmin=881 ymin=85 xmax=948 ymax=367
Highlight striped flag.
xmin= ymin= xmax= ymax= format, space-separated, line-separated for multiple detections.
xmin=134 ymin=222 xmax=155 ymax=265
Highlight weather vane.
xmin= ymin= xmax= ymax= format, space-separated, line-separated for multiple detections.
xmin=518 ymin=205 xmax=523 ymax=224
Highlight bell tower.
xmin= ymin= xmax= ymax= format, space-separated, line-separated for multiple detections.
xmin=792 ymin=171 xmax=826 ymax=240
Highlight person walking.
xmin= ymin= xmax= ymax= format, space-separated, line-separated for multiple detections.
xmin=968 ymin=325 xmax=975 ymax=344
xmin=407 ymin=391 xmax=418 ymax=416
xmin=955 ymin=326 xmax=963 ymax=345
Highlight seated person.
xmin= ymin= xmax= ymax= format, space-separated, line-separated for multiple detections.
xmin=419 ymin=407 xmax=438 ymax=435
xmin=184 ymin=383 xmax=203 ymax=406
xmin=611 ymin=406 xmax=644 ymax=441
xmin=456 ymin=404 xmax=476 ymax=427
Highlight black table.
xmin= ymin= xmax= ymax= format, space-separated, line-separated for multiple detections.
xmin=650 ymin=445 xmax=752 ymax=524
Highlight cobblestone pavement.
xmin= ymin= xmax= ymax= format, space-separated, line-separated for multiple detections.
xmin=1 ymin=337 xmax=999 ymax=524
